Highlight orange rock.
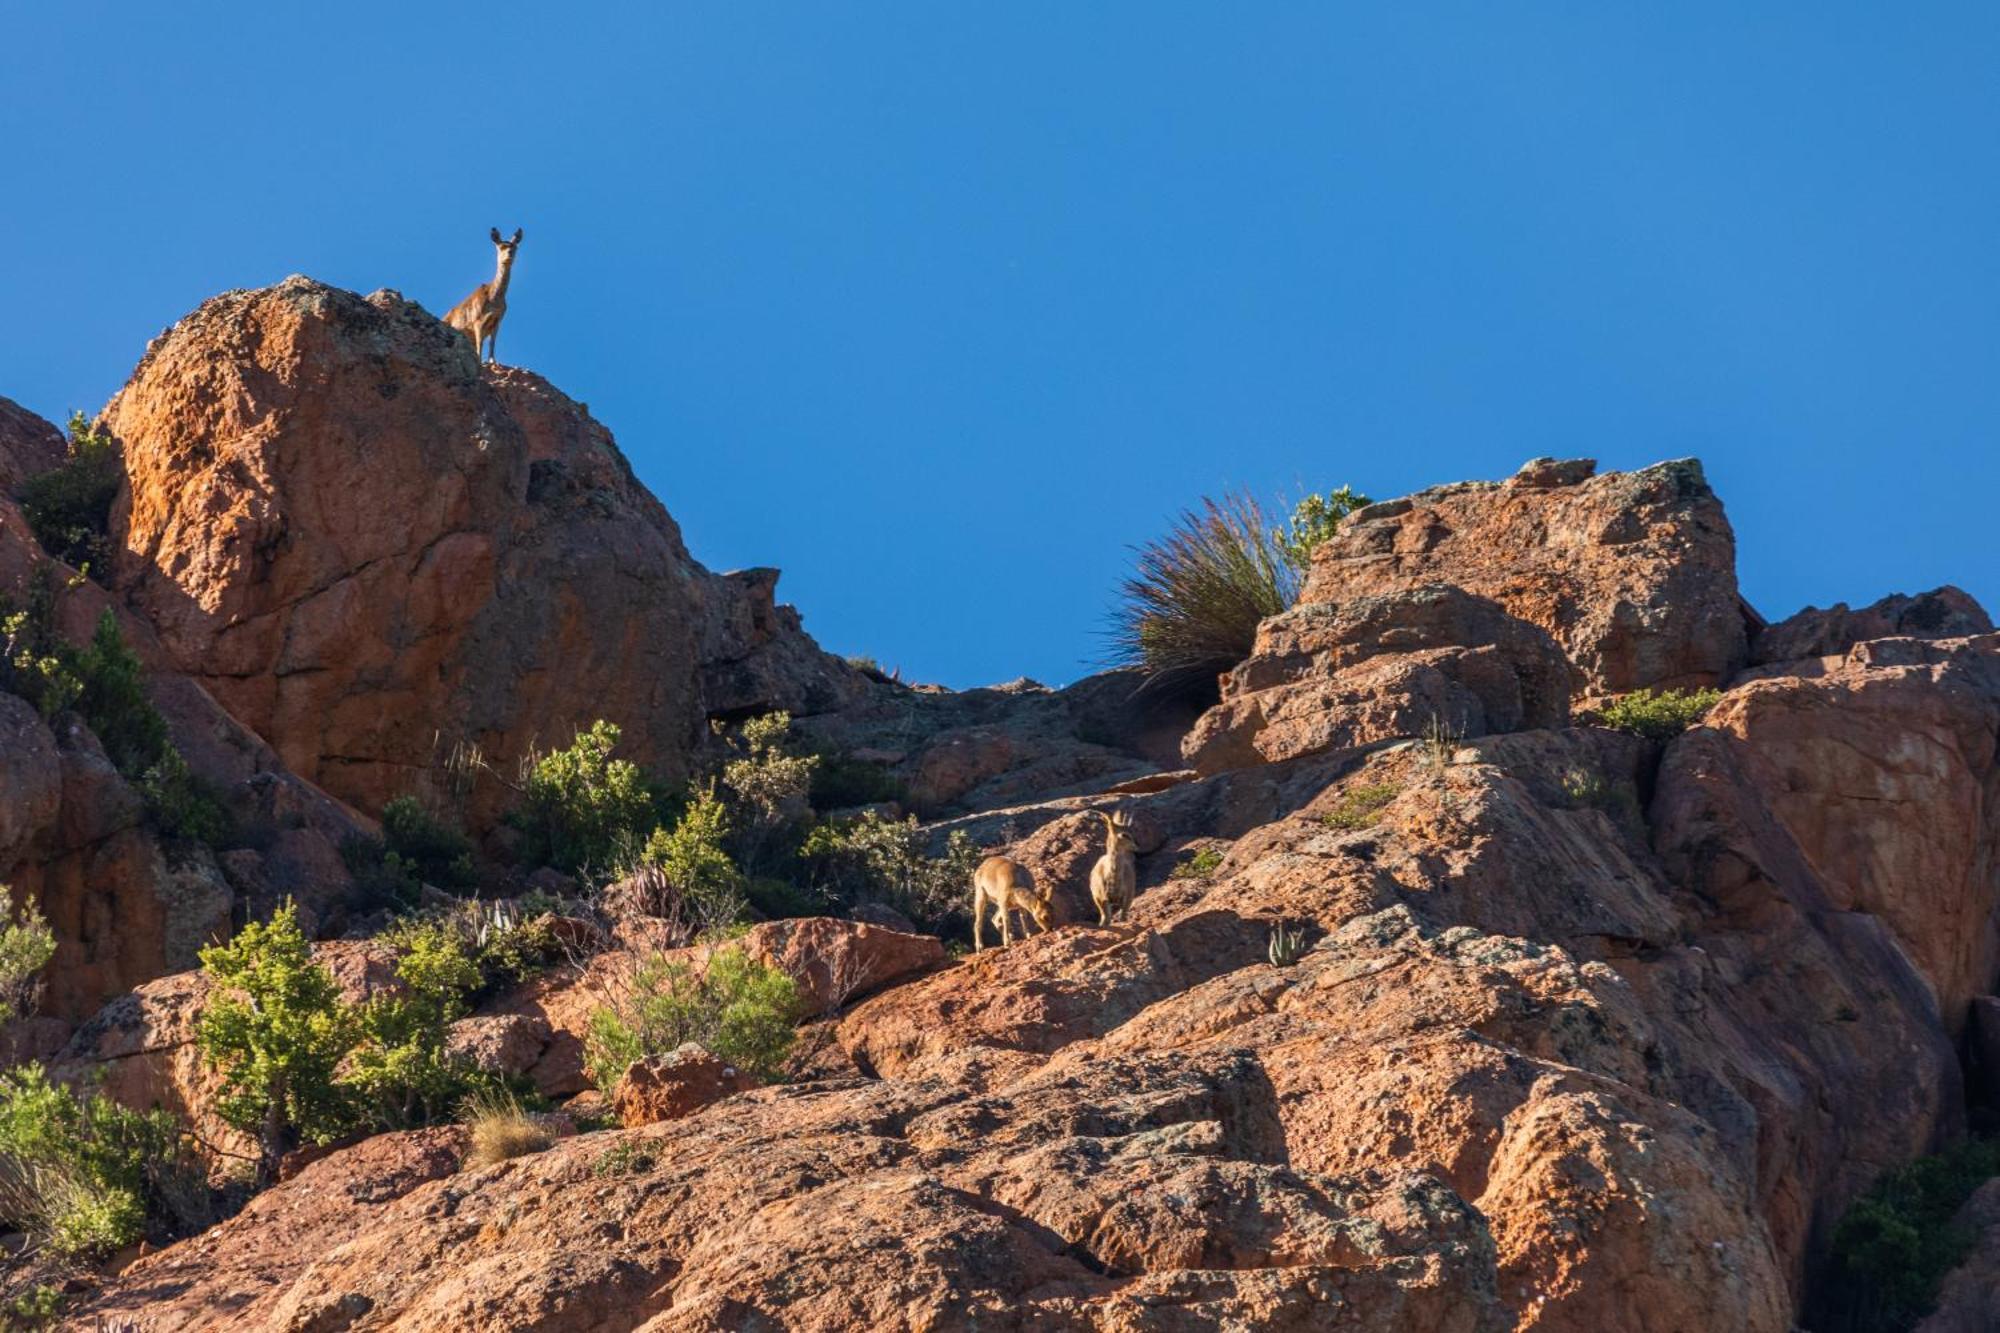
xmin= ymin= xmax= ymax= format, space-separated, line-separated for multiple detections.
xmin=610 ymin=1042 xmax=760 ymax=1126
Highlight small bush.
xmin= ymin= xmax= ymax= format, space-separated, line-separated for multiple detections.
xmin=344 ymin=919 xmax=494 ymax=1132
xmin=593 ymin=1139 xmax=657 ymax=1178
xmin=1273 ymin=486 xmax=1371 ymax=576
xmin=1170 ymin=846 xmax=1224 ymax=880
xmin=1108 ymin=493 xmax=1294 ymax=698
xmin=380 ymin=797 xmax=476 ymax=890
xmin=0 ymin=886 xmax=56 ymax=1023
xmin=808 ymin=750 xmax=907 ymax=812
xmin=1820 ymin=1136 xmax=2000 ymax=1333
xmin=0 ymin=1064 xmax=199 ymax=1260
xmin=1322 ymin=782 xmax=1399 ymax=831
xmin=196 ymin=904 xmax=358 ymax=1183
xmin=622 ymin=783 xmax=745 ymax=933
xmin=801 ymin=811 xmax=982 ymax=932
xmin=1593 ymin=688 xmax=1723 ymax=741
xmin=515 ymin=721 xmax=658 ymax=876
xmin=584 ymin=946 xmax=800 ymax=1093
xmin=0 ymin=568 xmax=83 ymax=721
xmin=15 ymin=414 xmax=121 ymax=573
xmin=461 ymin=1089 xmax=552 ymax=1169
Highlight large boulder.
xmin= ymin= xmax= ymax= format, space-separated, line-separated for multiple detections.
xmin=1182 ymin=584 xmax=1576 ymax=774
xmin=1304 ymin=457 xmax=1750 ymax=698
xmin=0 ymin=393 xmax=65 ymax=492
xmin=610 ymin=1042 xmax=760 ymax=1127
xmin=101 ymin=278 xmax=861 ymax=823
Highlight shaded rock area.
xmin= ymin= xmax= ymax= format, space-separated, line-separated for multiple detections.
xmin=1182 ymin=583 xmax=1576 ymax=774
xmin=1750 ymin=585 xmax=1993 ymax=667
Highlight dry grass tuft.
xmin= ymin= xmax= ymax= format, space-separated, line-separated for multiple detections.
xmin=462 ymin=1091 xmax=553 ymax=1170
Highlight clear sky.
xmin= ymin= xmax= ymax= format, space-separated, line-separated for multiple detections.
xmin=4 ymin=6 xmax=1995 ymax=687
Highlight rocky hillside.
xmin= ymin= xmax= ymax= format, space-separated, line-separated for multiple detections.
xmin=1 ymin=278 xmax=1997 ymax=1331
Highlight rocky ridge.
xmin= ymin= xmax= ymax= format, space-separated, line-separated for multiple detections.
xmin=0 ymin=279 xmax=1994 ymax=1330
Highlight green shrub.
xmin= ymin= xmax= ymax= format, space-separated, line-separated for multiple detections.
xmin=1273 ymin=486 xmax=1371 ymax=576
xmin=196 ymin=904 xmax=359 ymax=1184
xmin=801 ymin=811 xmax=982 ymax=931
xmin=1820 ymin=1136 xmax=2000 ymax=1332
xmin=515 ymin=721 xmax=658 ymax=876
xmin=380 ymin=797 xmax=476 ymax=890
xmin=0 ymin=592 xmax=227 ymax=845
xmin=1170 ymin=846 xmax=1224 ymax=880
xmin=0 ymin=886 xmax=56 ymax=1023
xmin=719 ymin=712 xmax=818 ymax=876
xmin=1322 ymin=782 xmax=1399 ymax=831
xmin=1108 ymin=492 xmax=1295 ymax=697
xmin=624 ymin=783 xmax=745 ymax=932
xmin=15 ymin=414 xmax=121 ymax=573
xmin=1592 ymin=687 xmax=1723 ymax=741
xmin=343 ymin=927 xmax=493 ymax=1132
xmin=592 ymin=1139 xmax=657 ymax=1177
xmin=340 ymin=832 xmax=423 ymax=914
xmin=808 ymin=750 xmax=907 ymax=812
xmin=0 ymin=1064 xmax=198 ymax=1260
xmin=584 ymin=946 xmax=800 ymax=1092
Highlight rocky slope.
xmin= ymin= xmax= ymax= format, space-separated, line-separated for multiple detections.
xmin=5 ymin=283 xmax=1999 ymax=1330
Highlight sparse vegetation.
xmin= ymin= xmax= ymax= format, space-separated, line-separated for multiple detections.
xmin=380 ymin=797 xmax=477 ymax=889
xmin=1169 ymin=846 xmax=1224 ymax=880
xmin=515 ymin=721 xmax=659 ymax=877
xmin=592 ymin=1139 xmax=657 ymax=1178
xmin=1592 ymin=687 xmax=1723 ymax=741
xmin=1267 ymin=922 xmax=1307 ymax=967
xmin=801 ymin=811 xmax=982 ymax=932
xmin=0 ymin=887 xmax=56 ymax=1023
xmin=0 ymin=1064 xmax=202 ymax=1260
xmin=583 ymin=946 xmax=800 ymax=1093
xmin=1322 ymin=782 xmax=1399 ymax=831
xmin=619 ymin=784 xmax=746 ymax=935
xmin=0 ymin=582 xmax=227 ymax=846
xmin=1819 ymin=1136 xmax=2000 ymax=1333
xmin=15 ymin=414 xmax=122 ymax=573
xmin=461 ymin=1089 xmax=552 ymax=1169
xmin=1109 ymin=487 xmax=1369 ymax=696
xmin=1420 ymin=715 xmax=1463 ymax=773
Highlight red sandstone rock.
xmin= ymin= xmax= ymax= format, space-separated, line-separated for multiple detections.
xmin=611 ymin=1042 xmax=761 ymax=1126
xmin=1749 ymin=585 xmax=1992 ymax=667
xmin=1182 ymin=584 xmax=1576 ymax=773
xmin=1305 ymin=456 xmax=1749 ymax=697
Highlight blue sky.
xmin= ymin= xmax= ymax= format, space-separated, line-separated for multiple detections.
xmin=3 ymin=5 xmax=1995 ymax=687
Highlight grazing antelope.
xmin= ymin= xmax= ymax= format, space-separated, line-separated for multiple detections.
xmin=971 ymin=855 xmax=1053 ymax=950
xmin=1089 ymin=810 xmax=1138 ymax=927
xmin=445 ymin=227 xmax=523 ymax=363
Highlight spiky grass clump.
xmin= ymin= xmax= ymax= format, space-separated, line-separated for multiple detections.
xmin=1109 ymin=493 xmax=1294 ymax=699
xmin=462 ymin=1090 xmax=553 ymax=1170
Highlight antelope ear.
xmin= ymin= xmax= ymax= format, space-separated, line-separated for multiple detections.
xmin=490 ymin=227 xmax=503 ymax=244
xmin=510 ymin=228 xmax=523 ymax=245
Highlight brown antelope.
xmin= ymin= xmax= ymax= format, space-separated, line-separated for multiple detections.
xmin=971 ymin=855 xmax=1052 ymax=950
xmin=1089 ymin=810 xmax=1138 ymax=926
xmin=445 ymin=227 xmax=523 ymax=363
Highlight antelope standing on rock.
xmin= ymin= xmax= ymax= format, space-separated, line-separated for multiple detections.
xmin=971 ymin=856 xmax=1052 ymax=950
xmin=1089 ymin=810 xmax=1138 ymax=927
xmin=445 ymin=227 xmax=523 ymax=363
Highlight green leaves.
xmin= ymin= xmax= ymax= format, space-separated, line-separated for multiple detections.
xmin=584 ymin=946 xmax=800 ymax=1092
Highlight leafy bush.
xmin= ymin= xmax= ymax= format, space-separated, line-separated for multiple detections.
xmin=617 ymin=783 xmax=745 ymax=934
xmin=801 ymin=811 xmax=982 ymax=931
xmin=719 ymin=713 xmax=818 ymax=876
xmin=380 ymin=797 xmax=476 ymax=890
xmin=15 ymin=414 xmax=122 ymax=573
xmin=1273 ymin=486 xmax=1371 ymax=575
xmin=584 ymin=946 xmax=800 ymax=1092
xmin=1107 ymin=493 xmax=1293 ymax=698
xmin=0 ymin=590 xmax=226 ymax=845
xmin=196 ymin=905 xmax=358 ymax=1183
xmin=808 ymin=750 xmax=907 ymax=812
xmin=1819 ymin=1136 xmax=2000 ymax=1333
xmin=1170 ymin=846 xmax=1224 ymax=880
xmin=0 ymin=887 xmax=56 ymax=1023
xmin=515 ymin=721 xmax=658 ymax=876
xmin=343 ymin=920 xmax=492 ymax=1131
xmin=1592 ymin=687 xmax=1723 ymax=741
xmin=0 ymin=1064 xmax=199 ymax=1260
xmin=1322 ymin=782 xmax=1399 ymax=831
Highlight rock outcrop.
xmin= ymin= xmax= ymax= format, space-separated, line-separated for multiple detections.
xmin=1750 ymin=585 xmax=1992 ymax=667
xmin=1182 ymin=583 xmax=1577 ymax=774
xmin=101 ymin=278 xmax=863 ymax=823
xmin=1304 ymin=457 xmax=1749 ymax=698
